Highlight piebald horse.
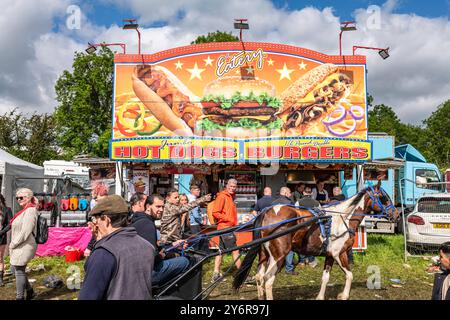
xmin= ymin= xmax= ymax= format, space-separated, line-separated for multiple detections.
xmin=233 ymin=182 xmax=399 ymax=300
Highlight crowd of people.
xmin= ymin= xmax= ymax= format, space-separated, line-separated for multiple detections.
xmin=0 ymin=178 xmax=448 ymax=300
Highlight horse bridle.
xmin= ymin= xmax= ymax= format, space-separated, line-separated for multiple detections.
xmin=366 ymin=186 xmax=397 ymax=221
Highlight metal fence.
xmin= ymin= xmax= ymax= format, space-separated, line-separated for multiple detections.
xmin=400 ymin=180 xmax=450 ymax=261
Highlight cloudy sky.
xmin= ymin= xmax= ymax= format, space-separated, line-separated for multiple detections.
xmin=1 ymin=0 xmax=450 ymax=124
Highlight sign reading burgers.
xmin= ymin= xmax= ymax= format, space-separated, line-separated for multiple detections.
xmin=198 ymin=76 xmax=282 ymax=137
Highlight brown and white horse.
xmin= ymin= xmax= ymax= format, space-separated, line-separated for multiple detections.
xmin=233 ymin=182 xmax=399 ymax=300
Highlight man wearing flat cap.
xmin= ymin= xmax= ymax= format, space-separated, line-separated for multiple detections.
xmin=79 ymin=195 xmax=155 ymax=300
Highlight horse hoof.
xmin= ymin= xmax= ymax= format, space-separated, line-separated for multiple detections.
xmin=316 ymin=295 xmax=325 ymax=300
xmin=337 ymin=293 xmax=349 ymax=300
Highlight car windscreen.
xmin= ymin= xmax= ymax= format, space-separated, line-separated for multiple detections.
xmin=418 ymin=198 xmax=450 ymax=213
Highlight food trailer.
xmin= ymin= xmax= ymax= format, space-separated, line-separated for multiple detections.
xmin=110 ymin=42 xmax=371 ymax=250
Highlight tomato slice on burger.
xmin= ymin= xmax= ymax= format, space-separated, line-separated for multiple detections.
xmin=200 ymin=101 xmax=220 ymax=108
xmin=233 ymin=101 xmax=267 ymax=108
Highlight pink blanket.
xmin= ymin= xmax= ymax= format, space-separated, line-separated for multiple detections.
xmin=36 ymin=227 xmax=92 ymax=256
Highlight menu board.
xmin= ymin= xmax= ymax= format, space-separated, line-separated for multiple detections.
xmin=128 ymin=170 xmax=150 ymax=195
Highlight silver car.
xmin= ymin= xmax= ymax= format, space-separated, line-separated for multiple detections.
xmin=406 ymin=193 xmax=450 ymax=251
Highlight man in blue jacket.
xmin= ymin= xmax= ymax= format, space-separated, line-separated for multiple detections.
xmin=252 ymin=187 xmax=274 ymax=216
xmin=432 ymin=242 xmax=450 ymax=300
xmin=187 ymin=184 xmax=209 ymax=252
xmin=79 ymin=195 xmax=155 ymax=300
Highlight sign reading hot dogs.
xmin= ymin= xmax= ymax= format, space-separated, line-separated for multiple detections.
xmin=112 ymin=42 xmax=370 ymax=163
xmin=111 ymin=138 xmax=371 ymax=162
xmin=112 ymin=138 xmax=240 ymax=162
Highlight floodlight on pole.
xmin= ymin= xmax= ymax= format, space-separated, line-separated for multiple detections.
xmin=339 ymin=21 xmax=356 ymax=56
xmin=85 ymin=43 xmax=97 ymax=54
xmin=234 ymin=18 xmax=249 ymax=42
xmin=353 ymin=46 xmax=390 ymax=60
xmin=85 ymin=42 xmax=126 ymax=54
xmin=123 ymin=19 xmax=141 ymax=54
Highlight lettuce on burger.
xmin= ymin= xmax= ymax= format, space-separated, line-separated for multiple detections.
xmin=198 ymin=76 xmax=282 ymax=134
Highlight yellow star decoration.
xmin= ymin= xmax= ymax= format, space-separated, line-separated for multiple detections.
xmin=203 ymin=56 xmax=214 ymax=67
xmin=298 ymin=61 xmax=307 ymax=70
xmin=267 ymin=58 xmax=275 ymax=66
xmin=235 ymin=69 xmax=241 ymax=75
xmin=186 ymin=63 xmax=205 ymax=80
xmin=246 ymin=66 xmax=254 ymax=74
xmin=174 ymin=61 xmax=183 ymax=69
xmin=276 ymin=63 xmax=294 ymax=81
xmin=175 ymin=60 xmax=184 ymax=69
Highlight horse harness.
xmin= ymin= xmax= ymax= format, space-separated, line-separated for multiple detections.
xmin=367 ymin=187 xmax=396 ymax=220
xmin=307 ymin=207 xmax=333 ymax=255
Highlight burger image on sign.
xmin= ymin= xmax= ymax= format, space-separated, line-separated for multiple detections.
xmin=198 ymin=76 xmax=282 ymax=137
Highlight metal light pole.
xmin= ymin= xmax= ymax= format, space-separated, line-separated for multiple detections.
xmin=234 ymin=18 xmax=249 ymax=42
xmin=339 ymin=21 xmax=356 ymax=56
xmin=85 ymin=42 xmax=126 ymax=54
xmin=123 ymin=19 xmax=141 ymax=55
xmin=353 ymin=46 xmax=390 ymax=59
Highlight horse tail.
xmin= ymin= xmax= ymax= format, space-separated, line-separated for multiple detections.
xmin=232 ymin=210 xmax=265 ymax=291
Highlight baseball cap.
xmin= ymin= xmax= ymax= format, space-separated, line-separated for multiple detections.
xmin=89 ymin=195 xmax=129 ymax=217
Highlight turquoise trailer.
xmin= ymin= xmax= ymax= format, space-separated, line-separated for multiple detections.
xmin=341 ymin=133 xmax=443 ymax=233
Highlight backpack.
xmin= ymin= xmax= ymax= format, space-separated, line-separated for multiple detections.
xmin=78 ymin=198 xmax=89 ymax=211
xmin=60 ymin=196 xmax=69 ymax=211
xmin=33 ymin=214 xmax=49 ymax=244
xmin=207 ymin=200 xmax=217 ymax=225
xmin=69 ymin=195 xmax=79 ymax=211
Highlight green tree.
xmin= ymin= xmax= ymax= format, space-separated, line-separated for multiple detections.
xmin=368 ymin=104 xmax=426 ymax=151
xmin=0 ymin=109 xmax=25 ymax=151
xmin=23 ymin=114 xmax=60 ymax=165
xmin=191 ymin=30 xmax=239 ymax=44
xmin=368 ymin=104 xmax=402 ymax=137
xmin=422 ymin=100 xmax=450 ymax=169
xmin=54 ymin=47 xmax=114 ymax=159
xmin=0 ymin=109 xmax=59 ymax=166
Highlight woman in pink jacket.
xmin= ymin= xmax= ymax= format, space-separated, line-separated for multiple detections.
xmin=10 ymin=188 xmax=38 ymax=300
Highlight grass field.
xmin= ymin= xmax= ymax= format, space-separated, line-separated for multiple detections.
xmin=0 ymin=234 xmax=439 ymax=300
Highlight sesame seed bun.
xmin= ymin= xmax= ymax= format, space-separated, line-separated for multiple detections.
xmin=203 ymin=76 xmax=276 ymax=98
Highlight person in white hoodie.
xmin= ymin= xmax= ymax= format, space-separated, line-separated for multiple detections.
xmin=10 ymin=188 xmax=38 ymax=300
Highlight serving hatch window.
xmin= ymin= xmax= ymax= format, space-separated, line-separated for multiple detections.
xmin=418 ymin=198 xmax=450 ymax=213
xmin=363 ymin=169 xmax=388 ymax=180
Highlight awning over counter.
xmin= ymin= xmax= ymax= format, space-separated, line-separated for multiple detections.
xmin=362 ymin=158 xmax=405 ymax=169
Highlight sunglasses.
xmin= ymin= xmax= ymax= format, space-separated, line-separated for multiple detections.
xmin=89 ymin=214 xmax=110 ymax=223
xmin=89 ymin=215 xmax=102 ymax=223
xmin=15 ymin=196 xmax=27 ymax=201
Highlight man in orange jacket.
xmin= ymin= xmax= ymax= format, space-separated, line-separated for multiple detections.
xmin=211 ymin=178 xmax=241 ymax=282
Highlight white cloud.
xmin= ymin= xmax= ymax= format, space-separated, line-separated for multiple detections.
xmin=0 ymin=0 xmax=71 ymax=114
xmin=1 ymin=0 xmax=449 ymax=124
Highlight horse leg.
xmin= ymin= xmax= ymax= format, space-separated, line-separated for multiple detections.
xmin=316 ymin=255 xmax=334 ymax=300
xmin=335 ymin=251 xmax=353 ymax=300
xmin=255 ymin=262 xmax=266 ymax=300
xmin=262 ymin=253 xmax=279 ymax=300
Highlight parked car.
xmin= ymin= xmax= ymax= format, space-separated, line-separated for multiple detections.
xmin=406 ymin=193 xmax=450 ymax=252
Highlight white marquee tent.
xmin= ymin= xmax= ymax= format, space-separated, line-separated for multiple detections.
xmin=0 ymin=148 xmax=44 ymax=208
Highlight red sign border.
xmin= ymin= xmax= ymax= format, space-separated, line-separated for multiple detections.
xmin=114 ymin=42 xmax=366 ymax=64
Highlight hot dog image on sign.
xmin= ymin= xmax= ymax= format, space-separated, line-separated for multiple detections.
xmin=113 ymin=43 xmax=367 ymax=140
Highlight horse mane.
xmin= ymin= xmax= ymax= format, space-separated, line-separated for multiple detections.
xmin=349 ymin=187 xmax=370 ymax=207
